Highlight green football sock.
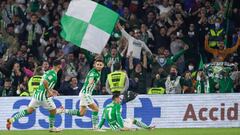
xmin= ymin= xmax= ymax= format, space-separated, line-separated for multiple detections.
xmin=49 ymin=114 xmax=55 ymax=128
xmin=92 ymin=111 xmax=99 ymax=127
xmin=65 ymin=109 xmax=81 ymax=116
xmin=12 ymin=110 xmax=30 ymax=122
xmin=133 ymin=119 xmax=149 ymax=129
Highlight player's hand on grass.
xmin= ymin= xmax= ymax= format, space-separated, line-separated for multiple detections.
xmin=120 ymin=127 xmax=137 ymax=131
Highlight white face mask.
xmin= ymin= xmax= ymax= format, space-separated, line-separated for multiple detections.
xmin=188 ymin=65 xmax=194 ymax=71
xmin=215 ymin=23 xmax=220 ymax=28
xmin=14 ymin=27 xmax=20 ymax=34
xmin=16 ymin=89 xmax=21 ymax=95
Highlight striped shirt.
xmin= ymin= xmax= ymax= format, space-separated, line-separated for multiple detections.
xmin=80 ymin=68 xmax=101 ymax=95
xmin=33 ymin=70 xmax=57 ymax=101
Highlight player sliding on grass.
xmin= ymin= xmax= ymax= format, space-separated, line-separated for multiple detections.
xmin=98 ymin=94 xmax=155 ymax=131
xmin=6 ymin=60 xmax=62 ymax=132
xmin=58 ymin=59 xmax=104 ymax=129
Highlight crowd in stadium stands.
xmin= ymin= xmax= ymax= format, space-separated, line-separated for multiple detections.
xmin=0 ymin=0 xmax=240 ymax=97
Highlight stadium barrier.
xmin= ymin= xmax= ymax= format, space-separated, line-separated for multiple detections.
xmin=0 ymin=94 xmax=239 ymax=130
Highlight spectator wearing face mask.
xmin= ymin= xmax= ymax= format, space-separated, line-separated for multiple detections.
xmin=165 ymin=65 xmax=185 ymax=94
xmin=151 ymin=45 xmax=189 ymax=81
xmin=186 ymin=62 xmax=197 ymax=79
xmin=208 ymin=17 xmax=226 ymax=48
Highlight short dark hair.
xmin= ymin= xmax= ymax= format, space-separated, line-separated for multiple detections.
xmin=171 ymin=65 xmax=177 ymax=70
xmin=31 ymin=13 xmax=38 ymax=17
xmin=94 ymin=58 xmax=103 ymax=63
xmin=113 ymin=62 xmax=122 ymax=70
xmin=7 ymin=23 xmax=14 ymax=28
xmin=70 ymin=77 xmax=77 ymax=82
xmin=34 ymin=66 xmax=43 ymax=75
xmin=53 ymin=59 xmax=61 ymax=66
xmin=111 ymin=47 xmax=117 ymax=50
xmin=4 ymin=78 xmax=12 ymax=82
xmin=112 ymin=94 xmax=120 ymax=100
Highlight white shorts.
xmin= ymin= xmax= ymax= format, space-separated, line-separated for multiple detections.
xmin=123 ymin=118 xmax=133 ymax=128
xmin=79 ymin=93 xmax=95 ymax=106
xmin=28 ymin=97 xmax=56 ymax=110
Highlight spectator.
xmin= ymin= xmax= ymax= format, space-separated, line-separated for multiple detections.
xmin=10 ymin=62 xmax=25 ymax=91
xmin=23 ymin=13 xmax=42 ymax=58
xmin=184 ymin=23 xmax=200 ymax=64
xmin=17 ymin=76 xmax=29 ymax=96
xmin=59 ymin=76 xmax=80 ymax=95
xmin=154 ymin=26 xmax=171 ymax=52
xmin=103 ymin=47 xmax=125 ymax=72
xmin=151 ymin=46 xmax=188 ymax=81
xmin=158 ymin=0 xmax=171 ymax=16
xmin=208 ymin=17 xmax=226 ymax=48
xmin=0 ymin=23 xmax=19 ymax=56
xmin=129 ymin=51 xmax=148 ymax=94
xmin=205 ymin=35 xmax=240 ymax=62
xmin=64 ymin=52 xmax=78 ymax=77
xmin=165 ymin=65 xmax=185 ymax=94
xmin=182 ymin=71 xmax=194 ymax=94
xmin=170 ymin=33 xmax=188 ymax=73
xmin=0 ymin=78 xmax=14 ymax=96
xmin=117 ymin=22 xmax=152 ymax=59
xmin=42 ymin=60 xmax=50 ymax=72
xmin=216 ymin=70 xmax=234 ymax=93
xmin=1 ymin=0 xmax=15 ymax=26
xmin=152 ymin=68 xmax=166 ymax=89
xmin=77 ymin=52 xmax=90 ymax=88
xmin=186 ymin=62 xmax=197 ymax=79
xmin=196 ymin=71 xmax=208 ymax=94
xmin=195 ymin=71 xmax=216 ymax=94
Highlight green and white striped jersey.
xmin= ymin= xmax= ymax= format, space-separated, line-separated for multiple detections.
xmin=33 ymin=70 xmax=57 ymax=101
xmin=80 ymin=68 xmax=101 ymax=95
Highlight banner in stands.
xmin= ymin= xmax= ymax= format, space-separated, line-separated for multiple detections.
xmin=0 ymin=94 xmax=239 ymax=130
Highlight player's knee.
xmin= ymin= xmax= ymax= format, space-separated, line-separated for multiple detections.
xmin=49 ymin=109 xmax=57 ymax=114
xmin=80 ymin=108 xmax=86 ymax=116
xmin=79 ymin=111 xmax=85 ymax=116
xmin=93 ymin=107 xmax=99 ymax=112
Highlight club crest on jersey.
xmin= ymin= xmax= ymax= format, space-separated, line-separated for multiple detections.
xmin=48 ymin=75 xmax=53 ymax=80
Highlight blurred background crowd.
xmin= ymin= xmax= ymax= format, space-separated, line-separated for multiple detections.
xmin=0 ymin=0 xmax=240 ymax=97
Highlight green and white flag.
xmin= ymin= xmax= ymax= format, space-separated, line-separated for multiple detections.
xmin=61 ymin=0 xmax=119 ymax=54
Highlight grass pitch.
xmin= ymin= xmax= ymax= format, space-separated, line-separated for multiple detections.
xmin=0 ymin=128 xmax=239 ymax=135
